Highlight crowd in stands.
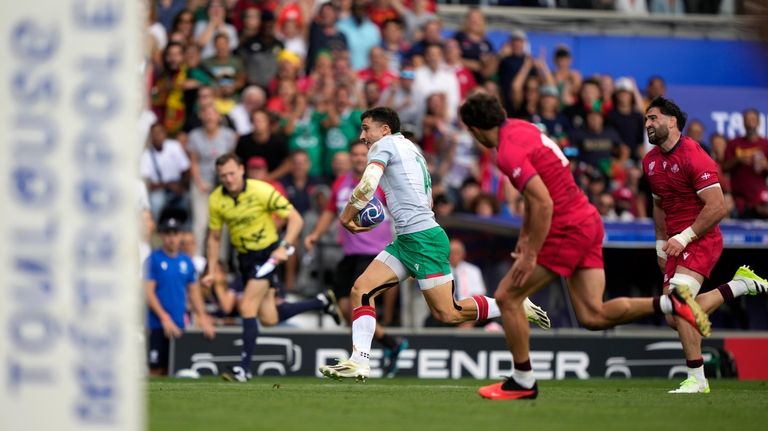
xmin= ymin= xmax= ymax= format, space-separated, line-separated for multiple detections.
xmin=141 ymin=0 xmax=767 ymax=326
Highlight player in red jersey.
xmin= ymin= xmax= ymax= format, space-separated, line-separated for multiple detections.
xmin=642 ymin=96 xmax=768 ymax=393
xmin=459 ymin=92 xmax=768 ymax=400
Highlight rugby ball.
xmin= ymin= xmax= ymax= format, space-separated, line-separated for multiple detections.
xmin=355 ymin=196 xmax=386 ymax=227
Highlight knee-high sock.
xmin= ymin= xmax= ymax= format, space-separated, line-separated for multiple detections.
xmin=277 ymin=298 xmax=324 ymax=322
xmin=350 ymin=306 xmax=376 ymax=365
xmin=472 ymin=295 xmax=501 ymax=320
xmin=241 ymin=317 xmax=258 ymax=372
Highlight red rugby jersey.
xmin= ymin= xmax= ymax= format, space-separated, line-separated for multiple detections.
xmin=642 ymin=136 xmax=721 ymax=236
xmin=497 ymin=119 xmax=595 ymax=225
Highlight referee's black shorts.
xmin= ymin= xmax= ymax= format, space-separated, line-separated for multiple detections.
xmin=236 ymin=241 xmax=280 ymax=292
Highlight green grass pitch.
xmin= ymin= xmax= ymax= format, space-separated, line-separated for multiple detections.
xmin=150 ymin=377 xmax=767 ymax=431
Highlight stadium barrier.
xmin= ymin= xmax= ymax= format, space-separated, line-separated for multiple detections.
xmin=170 ymin=328 xmax=768 ymax=380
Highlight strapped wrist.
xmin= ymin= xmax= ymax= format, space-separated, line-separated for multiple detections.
xmin=656 ymin=240 xmax=667 ymax=259
xmin=671 ymin=227 xmax=697 ymax=248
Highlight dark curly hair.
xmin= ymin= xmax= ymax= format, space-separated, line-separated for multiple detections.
xmin=647 ymin=96 xmax=687 ymax=131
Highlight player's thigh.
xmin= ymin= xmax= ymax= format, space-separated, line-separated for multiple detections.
xmin=257 ymin=288 xmax=278 ymax=326
xmin=353 ymin=258 xmax=400 ymax=296
xmin=239 ymin=278 xmax=271 ymax=316
xmin=420 ymin=281 xmax=456 ymax=317
xmin=496 ymin=264 xmax=556 ymax=304
xmin=566 ymin=268 xmax=607 ymax=317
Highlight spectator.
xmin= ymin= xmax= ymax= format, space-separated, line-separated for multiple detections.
xmin=421 ymin=92 xmax=457 ymax=157
xmin=643 ymin=75 xmax=666 ymax=108
xmin=552 ymin=44 xmax=581 ymax=108
xmin=169 ymin=9 xmax=197 ymax=47
xmin=612 ymin=187 xmax=637 ymax=221
xmin=141 ymin=122 xmax=191 ymax=221
xmin=368 ymin=0 xmax=399 ymax=29
xmin=570 ymin=110 xmax=624 ymax=176
xmin=331 ymin=150 xmax=352 ymax=180
xmin=279 ymin=13 xmax=308 ymax=59
xmin=245 ymin=156 xmax=288 ymax=197
xmin=510 ymin=52 xmax=555 ymax=119
xmin=336 ymin=0 xmax=382 ymax=71
xmin=596 ymin=192 xmax=618 ymax=219
xmin=598 ymin=75 xmax=615 ymax=113
xmin=407 ymin=19 xmax=443 ymax=65
xmin=203 ymin=33 xmax=247 ymax=110
xmin=380 ymin=18 xmax=410 ymax=72
xmin=380 ymin=69 xmax=420 ymax=134
xmin=281 ymin=150 xmax=322 ymax=215
xmin=363 ymin=80 xmax=384 ymax=109
xmin=444 ymin=38 xmax=478 ymax=100
xmin=283 ymin=95 xmax=326 ymax=178
xmin=188 ymin=105 xmax=238 ymax=250
xmin=563 ymin=78 xmax=605 ymax=130
xmin=606 ymin=77 xmax=645 ymax=160
xmin=229 ymin=85 xmax=267 ymax=136
xmin=267 ymin=49 xmax=306 ymax=96
xmin=319 ymin=86 xmax=364 ymax=176
xmin=195 ymin=0 xmax=239 ymax=58
xmin=710 ymin=132 xmax=729 ymax=165
xmin=433 ymin=193 xmax=455 ymax=217
xmin=457 ymin=177 xmax=482 ymax=214
xmin=413 ymin=43 xmax=461 ymax=123
xmin=453 ymin=7 xmax=496 ymax=84
xmin=471 ymin=192 xmax=501 ymax=218
xmin=184 ymin=43 xmax=216 ymax=93
xmin=357 ymin=47 xmax=398 ymax=92
xmin=442 ymin=123 xmax=481 ymax=199
xmin=722 ymin=108 xmax=768 ymax=218
xmin=235 ymin=110 xmax=292 ymax=180
xmin=391 ymin=0 xmax=436 ymax=42
xmin=305 ymin=2 xmax=348 ymax=73
xmin=686 ymin=119 xmax=708 ymax=152
xmin=145 ymin=218 xmax=214 ymax=376
xmin=156 ymin=0 xmax=188 ymax=33
xmin=152 ymin=42 xmax=188 ymax=137
xmin=238 ymin=10 xmax=284 ymax=88
xmin=498 ymin=30 xmax=534 ymax=115
xmin=530 ymin=85 xmax=571 ymax=148
xmin=238 ymin=6 xmax=262 ymax=41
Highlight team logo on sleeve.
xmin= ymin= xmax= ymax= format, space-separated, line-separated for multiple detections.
xmin=701 ymin=173 xmax=711 ymax=180
xmin=512 ymin=167 xmax=522 ymax=178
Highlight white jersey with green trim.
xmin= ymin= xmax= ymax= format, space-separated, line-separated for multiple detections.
xmin=367 ymin=133 xmax=438 ymax=235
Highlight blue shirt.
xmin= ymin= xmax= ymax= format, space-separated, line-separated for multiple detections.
xmin=335 ymin=17 xmax=381 ymax=70
xmin=145 ymin=249 xmax=196 ymax=330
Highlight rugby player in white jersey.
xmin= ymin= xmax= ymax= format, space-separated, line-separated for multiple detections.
xmin=319 ymin=107 xmax=550 ymax=380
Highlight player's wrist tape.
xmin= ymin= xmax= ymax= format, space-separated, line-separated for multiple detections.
xmin=655 ymin=240 xmax=667 ymax=259
xmin=670 ymin=227 xmax=697 ymax=248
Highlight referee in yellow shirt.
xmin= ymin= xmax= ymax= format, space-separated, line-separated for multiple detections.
xmin=202 ymin=153 xmax=303 ymax=382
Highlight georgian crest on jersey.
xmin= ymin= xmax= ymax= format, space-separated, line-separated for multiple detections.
xmin=701 ymin=172 xmax=712 ymax=180
xmin=648 ymin=161 xmax=656 ymax=176
xmin=671 ymin=163 xmax=680 ymax=173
